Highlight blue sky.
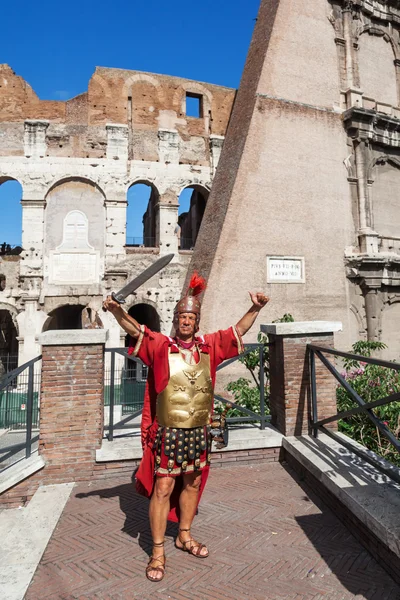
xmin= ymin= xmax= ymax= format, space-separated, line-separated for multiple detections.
xmin=0 ymin=0 xmax=260 ymax=244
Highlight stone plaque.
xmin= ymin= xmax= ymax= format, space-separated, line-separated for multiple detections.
xmin=49 ymin=251 xmax=99 ymax=284
xmin=48 ymin=210 xmax=100 ymax=284
xmin=267 ymin=256 xmax=305 ymax=283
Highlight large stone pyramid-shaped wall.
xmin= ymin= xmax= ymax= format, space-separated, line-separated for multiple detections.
xmin=189 ymin=0 xmax=354 ymax=344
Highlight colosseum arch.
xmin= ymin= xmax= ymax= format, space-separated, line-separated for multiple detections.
xmin=43 ymin=178 xmax=106 ymax=280
xmin=357 ymin=27 xmax=398 ymax=107
xmin=178 ymin=184 xmax=210 ymax=250
xmin=379 ymin=299 xmax=400 ymax=360
xmin=42 ymin=303 xmax=86 ymax=331
xmin=0 ymin=302 xmax=19 ymax=374
xmin=367 ymin=155 xmax=400 ymax=239
xmin=126 ymin=180 xmax=160 ymax=247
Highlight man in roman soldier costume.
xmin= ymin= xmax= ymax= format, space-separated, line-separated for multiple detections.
xmin=103 ymin=274 xmax=269 ymax=582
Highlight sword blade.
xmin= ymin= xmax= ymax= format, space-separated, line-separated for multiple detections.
xmin=112 ymin=253 xmax=174 ymax=303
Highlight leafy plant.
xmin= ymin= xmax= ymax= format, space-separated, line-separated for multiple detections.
xmin=336 ymin=340 xmax=400 ymax=467
xmin=222 ymin=314 xmax=294 ymax=420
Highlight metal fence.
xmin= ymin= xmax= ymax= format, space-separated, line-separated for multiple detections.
xmin=0 ymin=354 xmax=18 ymax=376
xmin=0 ymin=356 xmax=41 ymax=470
xmin=125 ymin=236 xmax=156 ymax=247
xmin=104 ymin=348 xmax=148 ymax=441
xmin=309 ymin=344 xmax=400 ymax=481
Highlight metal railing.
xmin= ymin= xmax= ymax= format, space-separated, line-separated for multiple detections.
xmin=0 ymin=354 xmax=18 ymax=376
xmin=104 ymin=343 xmax=269 ymax=441
xmin=105 ymin=348 xmax=148 ymax=441
xmin=0 ymin=355 xmax=42 ymax=469
xmin=125 ymin=236 xmax=156 ymax=247
xmin=215 ymin=343 xmax=269 ymax=430
xmin=309 ymin=345 xmax=400 ymax=477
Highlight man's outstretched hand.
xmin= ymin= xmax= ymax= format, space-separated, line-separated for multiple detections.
xmin=249 ymin=292 xmax=270 ymax=309
xmin=102 ymin=295 xmax=123 ymax=315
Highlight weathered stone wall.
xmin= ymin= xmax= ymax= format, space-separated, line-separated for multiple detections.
xmin=0 ymin=64 xmax=235 ymax=362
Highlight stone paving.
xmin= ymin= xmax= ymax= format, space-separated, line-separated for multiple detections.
xmin=26 ymin=462 xmax=400 ymax=600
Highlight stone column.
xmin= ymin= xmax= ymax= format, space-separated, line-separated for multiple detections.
xmin=105 ymin=199 xmax=127 ymax=256
xmin=262 ymin=322 xmax=342 ymax=436
xmin=106 ymin=124 xmax=128 ymax=160
xmin=20 ymin=199 xmax=45 ymax=278
xmin=24 ymin=120 xmax=49 ymax=158
xmin=38 ymin=330 xmax=107 ymax=482
xmin=157 ymin=195 xmax=179 ymax=256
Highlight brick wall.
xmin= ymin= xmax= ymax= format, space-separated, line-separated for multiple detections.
xmin=269 ymin=333 xmax=338 ymax=436
xmin=39 ymin=343 xmax=104 ymax=477
xmin=0 ymin=335 xmax=106 ymax=508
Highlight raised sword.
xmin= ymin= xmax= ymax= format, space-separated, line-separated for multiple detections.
xmin=103 ymin=253 xmax=174 ymax=309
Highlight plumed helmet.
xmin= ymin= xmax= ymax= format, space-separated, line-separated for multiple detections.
xmin=174 ymin=272 xmax=206 ymax=316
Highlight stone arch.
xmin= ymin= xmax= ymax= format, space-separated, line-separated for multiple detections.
xmin=178 ymin=184 xmax=210 ymax=250
xmin=124 ymin=303 xmax=161 ymax=380
xmin=379 ymin=297 xmax=400 ymax=360
xmin=44 ymin=176 xmax=106 ymax=201
xmin=126 ymin=180 xmax=160 ymax=247
xmin=42 ymin=303 xmax=86 ymax=331
xmin=174 ymin=82 xmax=213 ymax=119
xmin=349 ymin=304 xmax=366 ymax=342
xmin=122 ymin=73 xmax=166 ymax=102
xmin=44 ymin=179 xmax=106 ymax=280
xmin=357 ymin=27 xmax=398 ymax=106
xmin=0 ymin=302 xmax=19 ymax=374
xmin=367 ymin=155 xmax=400 ymax=238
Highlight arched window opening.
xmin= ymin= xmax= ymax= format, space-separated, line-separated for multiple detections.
xmin=0 ymin=309 xmax=18 ymax=375
xmin=0 ymin=180 xmax=23 ymax=254
xmin=0 ymin=275 xmax=6 ymax=291
xmin=126 ymin=183 xmax=159 ymax=247
xmin=42 ymin=304 xmax=85 ymax=332
xmin=124 ymin=303 xmax=160 ymax=380
xmin=178 ymin=186 xmax=208 ymax=250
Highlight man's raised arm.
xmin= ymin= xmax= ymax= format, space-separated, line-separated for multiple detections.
xmin=235 ymin=292 xmax=270 ymax=337
xmin=103 ymin=296 xmax=142 ymax=339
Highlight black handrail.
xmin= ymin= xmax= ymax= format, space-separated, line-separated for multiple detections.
xmin=308 ymin=344 xmax=400 ymax=462
xmin=0 ymin=355 xmax=42 ymax=463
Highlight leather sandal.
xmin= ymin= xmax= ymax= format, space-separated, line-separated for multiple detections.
xmin=175 ymin=528 xmax=209 ymax=558
xmin=146 ymin=540 xmax=166 ymax=582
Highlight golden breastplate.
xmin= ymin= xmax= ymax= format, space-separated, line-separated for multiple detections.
xmin=156 ymin=350 xmax=213 ymax=428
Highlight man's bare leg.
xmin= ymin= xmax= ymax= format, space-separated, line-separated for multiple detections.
xmin=148 ymin=475 xmax=175 ymax=580
xmin=176 ymin=471 xmax=208 ymax=557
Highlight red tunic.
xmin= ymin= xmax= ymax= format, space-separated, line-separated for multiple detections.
xmin=130 ymin=325 xmax=243 ymax=522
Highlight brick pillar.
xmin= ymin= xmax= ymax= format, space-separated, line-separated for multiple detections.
xmin=261 ymin=322 xmax=342 ymax=437
xmin=38 ymin=330 xmax=107 ymax=482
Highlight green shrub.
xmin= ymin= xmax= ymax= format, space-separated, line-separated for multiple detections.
xmin=336 ymin=340 xmax=400 ymax=467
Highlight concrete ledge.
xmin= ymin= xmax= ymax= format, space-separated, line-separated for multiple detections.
xmin=261 ymin=321 xmax=342 ymax=335
xmin=0 ymin=482 xmax=74 ymax=600
xmin=0 ymin=452 xmax=45 ymax=495
xmin=96 ymin=424 xmax=283 ymax=462
xmin=40 ymin=329 xmax=108 ymax=346
xmin=283 ymin=434 xmax=400 ymax=561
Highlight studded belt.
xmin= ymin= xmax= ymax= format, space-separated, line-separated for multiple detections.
xmin=153 ymin=425 xmax=211 ymax=473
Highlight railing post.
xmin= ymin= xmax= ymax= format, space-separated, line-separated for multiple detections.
xmin=310 ymin=348 xmax=318 ymax=439
xmin=25 ymin=363 xmax=34 ymax=458
xmin=259 ymin=344 xmax=266 ymax=430
xmin=108 ymin=350 xmax=115 ymax=442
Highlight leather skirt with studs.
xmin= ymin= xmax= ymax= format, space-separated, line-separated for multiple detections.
xmin=153 ymin=425 xmax=211 ymax=476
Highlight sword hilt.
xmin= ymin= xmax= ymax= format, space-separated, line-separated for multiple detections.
xmin=102 ymin=292 xmax=126 ymax=312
